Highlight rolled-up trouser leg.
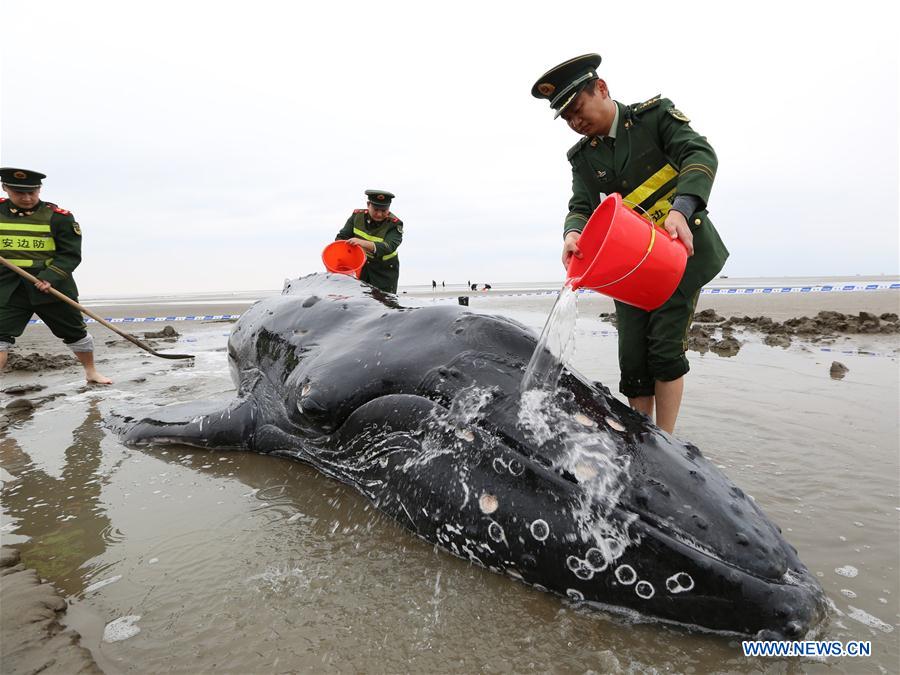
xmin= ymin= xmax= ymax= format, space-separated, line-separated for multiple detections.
xmin=615 ymin=300 xmax=655 ymax=398
xmin=66 ymin=334 xmax=95 ymax=353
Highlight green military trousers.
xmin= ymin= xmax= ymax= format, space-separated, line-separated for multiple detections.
xmin=0 ymin=283 xmax=87 ymax=347
xmin=361 ymin=259 xmax=400 ymax=294
xmin=614 ymin=275 xmax=701 ymax=399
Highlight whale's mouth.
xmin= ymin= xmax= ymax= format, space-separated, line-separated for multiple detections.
xmin=633 ymin=508 xmax=787 ymax=581
xmin=626 ymin=510 xmax=828 ymax=637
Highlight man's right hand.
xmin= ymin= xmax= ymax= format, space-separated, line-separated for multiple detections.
xmin=561 ymin=231 xmax=583 ymax=269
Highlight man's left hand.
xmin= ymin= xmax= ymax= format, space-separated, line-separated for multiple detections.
xmin=663 ymin=210 xmax=694 ymax=256
xmin=35 ymin=280 xmax=53 ymax=293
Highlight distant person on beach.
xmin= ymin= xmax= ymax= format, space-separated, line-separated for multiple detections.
xmin=335 ymin=189 xmax=403 ymax=294
xmin=471 ymin=283 xmax=478 ymax=291
xmin=532 ymin=54 xmax=728 ymax=433
xmin=0 ymin=167 xmax=111 ymax=384
xmin=432 ymin=280 xmax=437 ymax=290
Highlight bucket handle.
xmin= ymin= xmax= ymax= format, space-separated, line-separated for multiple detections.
xmin=585 ymin=226 xmax=657 ymax=290
xmin=581 ymin=198 xmax=664 ymax=290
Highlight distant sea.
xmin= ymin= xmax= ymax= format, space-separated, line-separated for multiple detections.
xmin=79 ymin=275 xmax=899 ymax=308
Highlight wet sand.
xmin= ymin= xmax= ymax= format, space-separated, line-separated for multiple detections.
xmin=0 ymin=546 xmax=100 ymax=673
xmin=1 ymin=284 xmax=898 ymax=673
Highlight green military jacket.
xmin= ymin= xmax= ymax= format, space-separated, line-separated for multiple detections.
xmin=0 ymin=199 xmax=82 ymax=306
xmin=565 ymin=96 xmax=729 ymax=291
xmin=335 ymin=210 xmax=403 ymax=293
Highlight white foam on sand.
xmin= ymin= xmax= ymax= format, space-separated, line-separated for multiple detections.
xmin=103 ymin=615 xmax=142 ymax=642
xmin=84 ymin=574 xmax=122 ymax=594
xmin=846 ymin=606 xmax=894 ymax=633
xmin=834 ymin=565 xmax=858 ymax=578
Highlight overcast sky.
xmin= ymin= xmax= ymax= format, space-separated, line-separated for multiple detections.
xmin=1 ymin=0 xmax=897 ymax=295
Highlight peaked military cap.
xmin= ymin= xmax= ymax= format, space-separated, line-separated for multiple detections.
xmin=365 ymin=189 xmax=394 ymax=209
xmin=531 ymin=53 xmax=602 ymax=118
xmin=0 ymin=167 xmax=46 ymax=189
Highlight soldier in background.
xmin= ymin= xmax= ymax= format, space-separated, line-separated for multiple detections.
xmin=335 ymin=190 xmax=403 ymax=294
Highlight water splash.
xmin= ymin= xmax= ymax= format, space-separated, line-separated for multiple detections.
xmin=520 ymin=284 xmax=578 ymax=393
xmin=517 ymin=284 xmax=636 ymax=558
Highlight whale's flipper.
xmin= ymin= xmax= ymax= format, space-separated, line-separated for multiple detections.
xmin=109 ymin=397 xmax=256 ymax=449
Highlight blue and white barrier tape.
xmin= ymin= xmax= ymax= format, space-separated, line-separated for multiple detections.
xmin=25 ymin=282 xmax=899 ymax=324
xmin=699 ymin=282 xmax=898 ymax=295
xmin=425 ymin=282 xmax=899 ymax=303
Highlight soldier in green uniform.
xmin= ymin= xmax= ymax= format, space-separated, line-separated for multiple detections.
xmin=0 ymin=168 xmax=111 ymax=384
xmin=335 ymin=189 xmax=403 ymax=294
xmin=532 ymin=54 xmax=729 ymax=434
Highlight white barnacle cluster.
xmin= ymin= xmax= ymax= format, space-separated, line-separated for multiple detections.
xmin=665 ymin=571 xmax=695 ymax=594
xmin=565 ymin=539 xmax=622 ymax=581
xmin=492 ymin=456 xmax=525 ymax=476
xmin=561 ymin=537 xmax=697 ymax=602
xmin=612 ymin=564 xmax=656 ymax=599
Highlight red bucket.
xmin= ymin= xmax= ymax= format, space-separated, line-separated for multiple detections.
xmin=566 ymin=193 xmax=688 ymax=311
xmin=322 ymin=241 xmax=366 ymax=278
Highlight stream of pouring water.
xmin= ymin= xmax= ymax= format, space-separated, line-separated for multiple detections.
xmin=520 ymin=284 xmax=579 ymax=392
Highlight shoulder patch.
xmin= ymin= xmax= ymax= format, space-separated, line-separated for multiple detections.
xmin=73 ymin=222 xmax=82 ymax=236
xmin=632 ymin=94 xmax=662 ymax=115
xmin=53 ymin=206 xmax=71 ymax=215
xmin=566 ymin=136 xmax=590 ymax=160
xmin=666 ymin=106 xmax=691 ymax=122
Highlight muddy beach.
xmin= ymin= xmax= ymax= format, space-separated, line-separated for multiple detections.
xmin=1 ymin=280 xmax=898 ymax=673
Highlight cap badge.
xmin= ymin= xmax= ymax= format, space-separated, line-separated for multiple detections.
xmin=537 ymin=83 xmax=555 ymax=97
xmin=13 ymin=171 xmax=27 ymax=179
xmin=377 ymin=194 xmax=385 ymax=200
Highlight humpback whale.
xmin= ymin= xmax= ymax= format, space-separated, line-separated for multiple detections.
xmin=111 ymin=273 xmax=827 ymax=638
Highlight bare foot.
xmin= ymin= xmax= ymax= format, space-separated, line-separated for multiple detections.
xmin=85 ymin=370 xmax=113 ymax=385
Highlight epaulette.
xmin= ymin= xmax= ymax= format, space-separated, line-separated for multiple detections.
xmin=566 ymin=136 xmax=590 ymax=160
xmin=53 ymin=206 xmax=71 ymax=215
xmin=0 ymin=198 xmax=6 ymax=203
xmin=390 ymin=216 xmax=400 ymax=223
xmin=632 ymin=94 xmax=662 ymax=115
xmin=353 ymin=208 xmax=366 ymax=214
